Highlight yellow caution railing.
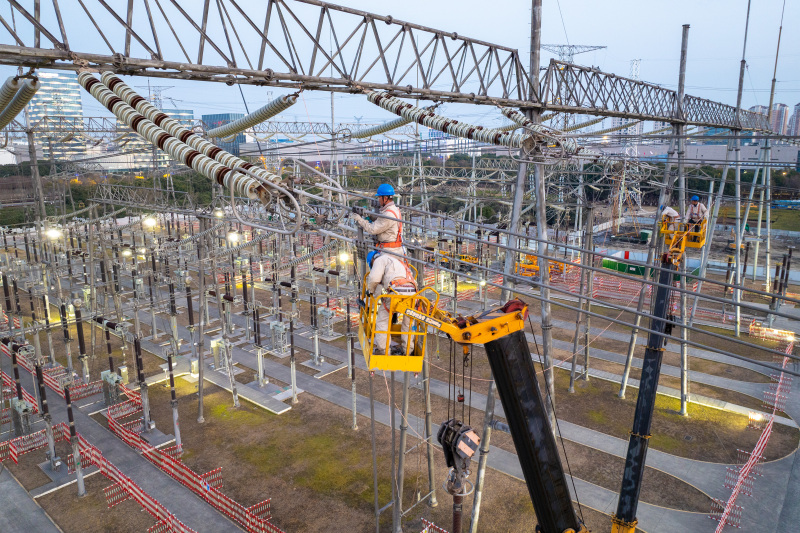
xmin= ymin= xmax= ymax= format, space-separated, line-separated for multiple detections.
xmin=660 ymin=218 xmax=706 ymax=249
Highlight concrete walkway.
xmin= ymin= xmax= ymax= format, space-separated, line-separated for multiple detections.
xmin=534 ymin=331 xmax=768 ymax=399
xmin=0 ymin=467 xmax=62 ymax=533
xmin=11 ymin=362 xmax=242 ymax=533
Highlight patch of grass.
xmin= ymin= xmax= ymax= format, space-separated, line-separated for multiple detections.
xmin=587 ymin=409 xmax=608 ymax=425
xmin=195 ymin=386 xmax=391 ymax=511
xmin=552 ymin=368 xmax=799 ymax=462
xmin=718 ymin=205 xmax=800 ymax=232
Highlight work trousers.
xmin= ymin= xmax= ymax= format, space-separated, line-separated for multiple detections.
xmin=373 ymin=286 xmax=417 ymax=354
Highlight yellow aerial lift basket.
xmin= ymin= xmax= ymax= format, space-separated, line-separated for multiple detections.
xmin=358 ymin=270 xmax=530 ymax=374
xmin=660 ymin=217 xmax=706 ymax=249
xmin=358 ymin=274 xmax=435 ymax=373
xmin=515 ymin=254 xmax=566 ymax=277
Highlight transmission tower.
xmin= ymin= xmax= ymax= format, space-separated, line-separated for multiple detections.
xmin=134 ymin=85 xmax=175 ymax=109
xmin=540 ymin=44 xmax=606 ymax=64
xmin=542 ymin=44 xmax=606 ymax=132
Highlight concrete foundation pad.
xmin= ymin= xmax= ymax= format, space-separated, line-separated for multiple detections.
xmin=272 ymin=386 xmax=304 ymax=402
xmin=300 ymin=359 xmax=347 ymax=378
xmin=191 ymin=365 xmax=291 ymax=415
xmin=34 ymin=460 xmax=101 ymax=498
xmin=217 ymin=364 xmax=245 ymax=377
xmin=140 ymin=427 xmax=176 ymax=448
xmin=244 ymin=381 xmax=283 ymax=395
xmin=265 ymin=348 xmax=291 ymax=359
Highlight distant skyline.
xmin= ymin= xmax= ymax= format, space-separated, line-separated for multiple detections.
xmin=1 ymin=1 xmax=797 ymax=129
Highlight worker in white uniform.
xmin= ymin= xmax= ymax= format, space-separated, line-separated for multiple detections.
xmin=661 ymin=206 xmax=679 ymax=231
xmin=686 ymin=195 xmax=708 ymax=242
xmin=351 ymin=183 xmax=406 ymax=254
xmin=366 ymin=250 xmax=418 ymax=355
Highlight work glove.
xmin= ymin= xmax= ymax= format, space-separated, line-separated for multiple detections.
xmin=351 ymin=206 xmax=365 ymax=217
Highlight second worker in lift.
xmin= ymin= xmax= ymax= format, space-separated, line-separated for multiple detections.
xmin=366 ymin=250 xmax=418 ymax=355
xmin=351 ymin=183 xmax=406 ymax=254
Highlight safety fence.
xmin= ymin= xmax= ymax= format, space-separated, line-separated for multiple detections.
xmin=421 ymin=519 xmax=449 ymax=533
xmin=549 ymin=267 xmax=741 ymax=324
xmin=710 ymin=341 xmax=794 ymax=531
xmin=748 ymin=319 xmax=796 ymax=345
xmin=1 ymin=309 xmax=21 ymax=329
xmin=0 ymin=421 xmax=195 ymax=533
xmin=1 ymin=369 xmax=39 ymax=412
xmin=0 ymin=340 xmax=281 ymax=532
xmin=0 ymin=423 xmax=49 ymax=463
xmin=0 ymin=342 xmax=102 ymax=400
xmin=108 ymin=387 xmax=284 ymax=533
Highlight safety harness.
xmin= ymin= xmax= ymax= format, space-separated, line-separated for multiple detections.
xmin=376 ymin=204 xmax=404 ymax=249
xmin=389 ymin=258 xmax=418 ymax=291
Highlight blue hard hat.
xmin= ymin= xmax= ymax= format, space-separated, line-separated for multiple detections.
xmin=691 ymin=195 xmax=699 ymax=201
xmin=376 ymin=183 xmax=395 ymax=197
xmin=366 ymin=250 xmax=380 ymax=267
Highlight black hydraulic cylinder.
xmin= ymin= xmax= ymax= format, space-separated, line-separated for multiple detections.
xmin=615 ymin=257 xmax=676 ymax=524
xmin=484 ymin=329 xmax=582 ymax=533
xmin=134 ymin=337 xmax=145 ymax=385
xmin=64 ymin=386 xmax=77 ymax=438
xmin=782 ymin=247 xmax=794 ymax=297
xmin=168 ymin=281 xmax=177 ymax=315
xmin=11 ymin=350 xmax=23 ymax=400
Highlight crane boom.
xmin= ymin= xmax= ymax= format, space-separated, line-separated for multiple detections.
xmin=485 ymin=330 xmax=589 ymax=533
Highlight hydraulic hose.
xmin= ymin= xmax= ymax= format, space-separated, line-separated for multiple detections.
xmin=0 ymin=78 xmax=39 ymax=130
xmin=206 ymin=94 xmax=298 ymax=138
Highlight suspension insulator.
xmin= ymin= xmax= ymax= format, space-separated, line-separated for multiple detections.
xmin=0 ymin=77 xmax=20 ymax=113
xmin=79 ymin=73 xmax=261 ymax=201
xmin=101 ymin=73 xmax=287 ymax=200
xmin=206 ymin=94 xmax=298 ymax=138
xmin=350 ymin=116 xmax=413 ymax=139
xmin=0 ymin=78 xmax=39 ymax=130
xmin=368 ymin=91 xmax=534 ymax=150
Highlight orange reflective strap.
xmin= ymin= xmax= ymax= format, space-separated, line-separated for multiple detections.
xmin=376 ymin=205 xmax=403 ymax=248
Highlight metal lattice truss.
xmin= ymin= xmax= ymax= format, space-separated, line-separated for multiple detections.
xmin=94 ymin=183 xmax=196 ymax=211
xmin=542 ymin=61 xmax=771 ymax=131
xmin=358 ymin=155 xmax=523 ymax=172
xmin=683 ymin=95 xmax=766 ymax=131
xmin=3 ymin=117 xmax=417 ymax=141
xmin=0 ymin=1 xmax=770 ymax=132
xmin=0 ymin=0 xmax=527 ymax=104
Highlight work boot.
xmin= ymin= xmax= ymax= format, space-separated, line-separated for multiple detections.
xmin=390 ymin=345 xmax=405 ymax=355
